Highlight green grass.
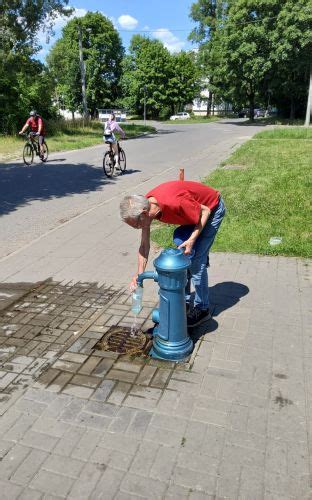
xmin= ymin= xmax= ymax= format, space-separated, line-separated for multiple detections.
xmin=0 ymin=120 xmax=155 ymax=162
xmin=163 ymin=116 xmax=221 ymax=124
xmin=151 ymin=126 xmax=312 ymax=258
xmin=244 ymin=116 xmax=305 ymax=126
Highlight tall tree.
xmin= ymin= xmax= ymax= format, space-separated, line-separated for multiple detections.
xmin=47 ymin=12 xmax=124 ymax=117
xmin=122 ymin=35 xmax=173 ymax=118
xmin=0 ymin=0 xmax=71 ymax=55
xmin=189 ymin=0 xmax=227 ymax=115
xmin=0 ymin=0 xmax=71 ymax=133
xmin=167 ymin=51 xmax=201 ymax=115
xmin=213 ymin=0 xmax=273 ymax=119
xmin=189 ymin=0 xmax=312 ymax=119
xmin=120 ymin=35 xmax=200 ymax=118
xmin=269 ymin=0 xmax=312 ymax=119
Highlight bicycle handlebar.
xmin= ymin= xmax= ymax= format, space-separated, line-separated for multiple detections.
xmin=20 ymin=132 xmax=38 ymax=138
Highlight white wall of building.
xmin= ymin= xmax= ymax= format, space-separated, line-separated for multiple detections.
xmin=59 ymin=109 xmax=83 ymax=120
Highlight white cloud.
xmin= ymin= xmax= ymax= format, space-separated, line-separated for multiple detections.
xmin=118 ymin=14 xmax=138 ymax=30
xmin=37 ymin=7 xmax=87 ymax=46
xmin=52 ymin=7 xmax=87 ymax=31
xmin=152 ymin=28 xmax=185 ymax=53
xmin=36 ymin=6 xmax=116 ymax=61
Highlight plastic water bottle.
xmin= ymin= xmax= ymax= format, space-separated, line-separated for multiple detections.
xmin=131 ymin=286 xmax=143 ymax=314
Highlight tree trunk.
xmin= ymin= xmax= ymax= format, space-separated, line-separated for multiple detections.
xmin=206 ymin=92 xmax=212 ymax=116
xmin=305 ymin=66 xmax=312 ymax=127
xmin=71 ymin=110 xmax=75 ymax=120
xmin=290 ymin=95 xmax=295 ymax=120
xmin=249 ymin=96 xmax=255 ymax=121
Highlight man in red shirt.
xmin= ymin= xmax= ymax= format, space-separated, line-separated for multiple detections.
xmin=120 ymin=180 xmax=226 ymax=327
xmin=19 ymin=110 xmax=46 ymax=157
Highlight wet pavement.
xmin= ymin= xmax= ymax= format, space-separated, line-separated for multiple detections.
xmin=0 ymin=281 xmax=119 ymax=415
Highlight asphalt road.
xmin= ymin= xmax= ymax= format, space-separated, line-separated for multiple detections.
xmin=0 ymin=119 xmax=266 ymax=259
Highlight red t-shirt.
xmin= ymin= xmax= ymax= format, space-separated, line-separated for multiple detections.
xmin=146 ymin=181 xmax=220 ymax=225
xmin=26 ymin=116 xmax=45 ymax=135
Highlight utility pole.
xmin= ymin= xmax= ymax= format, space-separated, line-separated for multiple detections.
xmin=77 ymin=24 xmax=89 ymax=120
xmin=304 ymin=66 xmax=312 ymax=127
xmin=143 ymin=85 xmax=147 ymax=126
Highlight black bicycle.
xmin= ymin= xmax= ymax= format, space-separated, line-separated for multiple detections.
xmin=22 ymin=132 xmax=48 ymax=166
xmin=103 ymin=141 xmax=126 ymax=177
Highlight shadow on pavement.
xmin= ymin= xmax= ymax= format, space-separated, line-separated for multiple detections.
xmin=210 ymin=281 xmax=249 ymax=316
xmin=128 ymin=129 xmax=179 ymax=140
xmin=0 ymin=162 xmax=118 ymax=216
xmin=189 ymin=281 xmax=249 ymax=344
xmin=46 ymin=158 xmax=66 ymax=162
xmin=190 ymin=317 xmax=219 ymax=344
xmin=218 ymin=119 xmax=271 ymax=127
xmin=123 ymin=168 xmax=141 ymax=175
xmin=156 ymin=128 xmax=184 ymax=135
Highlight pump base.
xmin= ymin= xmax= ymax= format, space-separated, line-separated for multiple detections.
xmin=149 ymin=331 xmax=193 ymax=361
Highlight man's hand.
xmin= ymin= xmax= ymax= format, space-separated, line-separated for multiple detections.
xmin=18 ymin=131 xmax=23 ymax=135
xmin=129 ymin=275 xmax=138 ymax=291
xmin=178 ymin=238 xmax=195 ymax=255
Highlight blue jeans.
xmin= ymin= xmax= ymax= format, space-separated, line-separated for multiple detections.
xmin=182 ymin=197 xmax=226 ymax=310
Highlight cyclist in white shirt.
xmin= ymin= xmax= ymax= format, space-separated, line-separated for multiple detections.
xmin=103 ymin=113 xmax=126 ymax=168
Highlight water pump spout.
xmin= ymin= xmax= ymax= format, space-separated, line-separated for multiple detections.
xmin=137 ymin=271 xmax=158 ymax=286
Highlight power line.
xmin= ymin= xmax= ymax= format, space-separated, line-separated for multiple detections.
xmin=116 ymin=11 xmax=306 ymax=34
xmin=117 ymin=29 xmax=192 ymax=33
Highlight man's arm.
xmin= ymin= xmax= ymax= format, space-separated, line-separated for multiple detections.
xmin=178 ymin=205 xmax=211 ymax=254
xmin=19 ymin=121 xmax=29 ymax=134
xmin=130 ymin=225 xmax=150 ymax=289
xmin=38 ymin=117 xmax=43 ymax=135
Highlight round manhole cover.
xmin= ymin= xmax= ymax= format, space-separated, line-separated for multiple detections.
xmin=95 ymin=326 xmax=151 ymax=355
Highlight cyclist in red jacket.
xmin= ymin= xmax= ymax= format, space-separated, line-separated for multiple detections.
xmin=19 ymin=110 xmax=46 ymax=157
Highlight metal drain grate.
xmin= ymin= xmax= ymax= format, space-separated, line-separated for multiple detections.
xmin=94 ymin=326 xmax=152 ymax=355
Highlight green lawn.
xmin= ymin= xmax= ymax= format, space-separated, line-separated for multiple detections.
xmin=0 ymin=121 xmax=155 ymax=162
xmin=151 ymin=127 xmax=312 ymax=258
xmin=163 ymin=116 xmax=221 ymax=125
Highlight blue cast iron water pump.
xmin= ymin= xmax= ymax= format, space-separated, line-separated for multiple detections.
xmin=137 ymin=248 xmax=193 ymax=361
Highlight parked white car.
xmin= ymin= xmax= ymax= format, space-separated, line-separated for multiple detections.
xmin=169 ymin=112 xmax=190 ymax=121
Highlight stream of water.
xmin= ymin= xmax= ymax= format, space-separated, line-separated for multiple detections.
xmin=130 ymin=314 xmax=139 ymax=337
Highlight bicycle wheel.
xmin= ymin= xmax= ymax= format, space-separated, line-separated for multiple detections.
xmin=40 ymin=141 xmax=49 ymax=162
xmin=23 ymin=143 xmax=34 ymax=166
xmin=103 ymin=151 xmax=114 ymax=177
xmin=119 ymin=148 xmax=126 ymax=173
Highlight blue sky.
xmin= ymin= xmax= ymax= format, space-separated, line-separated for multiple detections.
xmin=38 ymin=0 xmax=196 ymax=60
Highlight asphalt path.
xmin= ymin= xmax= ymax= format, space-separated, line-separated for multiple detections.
xmin=0 ymin=119 xmax=266 ymax=259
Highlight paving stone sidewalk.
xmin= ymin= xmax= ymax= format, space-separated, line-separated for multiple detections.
xmin=0 ymin=253 xmax=311 ymax=499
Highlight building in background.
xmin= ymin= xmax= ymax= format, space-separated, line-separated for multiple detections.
xmin=98 ymin=109 xmax=127 ymax=122
xmin=188 ymin=86 xmax=232 ymax=116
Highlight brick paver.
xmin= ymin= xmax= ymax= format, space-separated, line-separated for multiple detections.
xmin=0 ymin=255 xmax=310 ymax=498
xmin=0 ymin=281 xmax=119 ymax=415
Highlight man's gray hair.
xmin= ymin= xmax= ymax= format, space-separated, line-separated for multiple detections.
xmin=120 ymin=194 xmax=150 ymax=221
